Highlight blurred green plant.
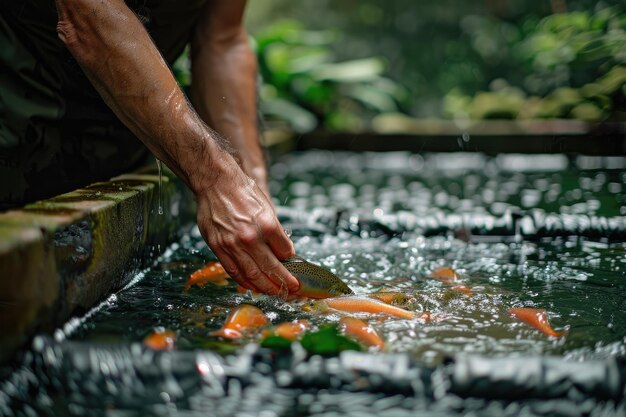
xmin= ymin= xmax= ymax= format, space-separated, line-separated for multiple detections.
xmin=444 ymin=7 xmax=626 ymax=121
xmin=174 ymin=7 xmax=625 ymax=127
xmin=172 ymin=20 xmax=409 ymax=133
xmin=255 ymin=20 xmax=409 ymax=133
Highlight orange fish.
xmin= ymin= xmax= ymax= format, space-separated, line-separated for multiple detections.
xmin=273 ymin=320 xmax=309 ymax=341
xmin=451 ymin=285 xmax=474 ymax=296
xmin=321 ymin=296 xmax=430 ymax=321
xmin=185 ymin=262 xmax=230 ymax=290
xmin=429 ymin=267 xmax=460 ymax=284
xmin=508 ymin=308 xmax=565 ymax=338
xmin=236 ymin=285 xmax=262 ymax=296
xmin=210 ymin=304 xmax=269 ymax=339
xmin=339 ymin=317 xmax=384 ymax=349
xmin=143 ymin=329 xmax=176 ymax=351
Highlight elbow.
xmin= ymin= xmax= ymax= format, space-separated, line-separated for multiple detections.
xmin=54 ymin=0 xmax=98 ymax=59
xmin=56 ymin=19 xmax=80 ymax=50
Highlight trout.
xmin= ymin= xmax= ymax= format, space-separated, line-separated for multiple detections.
xmin=320 ymin=295 xmax=431 ymax=320
xmin=282 ymin=256 xmax=353 ymax=299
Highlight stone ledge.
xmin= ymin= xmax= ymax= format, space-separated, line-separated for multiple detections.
xmin=265 ymin=120 xmax=626 ymax=155
xmin=0 ymin=166 xmax=195 ymax=363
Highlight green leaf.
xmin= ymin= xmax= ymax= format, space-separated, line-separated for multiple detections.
xmin=300 ymin=325 xmax=362 ymax=356
xmin=261 ymin=335 xmax=293 ymax=350
xmin=260 ymin=98 xmax=318 ymax=133
xmin=343 ymin=84 xmax=399 ymax=113
xmin=311 ymin=58 xmax=386 ymax=83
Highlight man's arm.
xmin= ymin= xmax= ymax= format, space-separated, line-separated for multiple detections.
xmin=54 ymin=0 xmax=298 ymax=295
xmin=191 ymin=0 xmax=268 ymax=195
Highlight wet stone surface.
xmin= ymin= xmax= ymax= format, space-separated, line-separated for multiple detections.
xmin=1 ymin=151 xmax=626 ymax=416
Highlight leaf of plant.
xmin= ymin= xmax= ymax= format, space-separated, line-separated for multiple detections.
xmin=300 ymin=325 xmax=362 ymax=356
xmin=261 ymin=335 xmax=293 ymax=350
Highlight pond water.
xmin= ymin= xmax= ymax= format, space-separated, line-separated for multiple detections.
xmin=70 ymin=151 xmax=626 ymax=364
xmin=2 ymin=151 xmax=625 ymax=416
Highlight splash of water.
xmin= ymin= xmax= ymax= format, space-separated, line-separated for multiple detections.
xmin=156 ymin=158 xmax=164 ymax=215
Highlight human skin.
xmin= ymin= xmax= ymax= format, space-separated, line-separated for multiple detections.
xmin=191 ymin=1 xmax=270 ymax=198
xmin=54 ymin=0 xmax=299 ymax=295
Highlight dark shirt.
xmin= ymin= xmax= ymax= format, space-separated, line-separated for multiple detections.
xmin=0 ymin=0 xmax=207 ymax=208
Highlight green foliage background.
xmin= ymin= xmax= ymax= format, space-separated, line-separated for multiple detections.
xmin=177 ymin=1 xmax=626 ymax=132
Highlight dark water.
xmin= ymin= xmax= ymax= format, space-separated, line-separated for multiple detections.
xmin=2 ymin=151 xmax=626 ymax=416
xmin=63 ymin=152 xmax=626 ymax=364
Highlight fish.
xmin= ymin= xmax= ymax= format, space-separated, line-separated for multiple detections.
xmin=429 ymin=266 xmax=460 ymax=284
xmin=368 ymin=292 xmax=414 ymax=306
xmin=508 ymin=307 xmax=565 ymax=338
xmin=272 ymin=320 xmax=309 ymax=341
xmin=210 ymin=304 xmax=269 ymax=339
xmin=143 ymin=329 xmax=176 ymax=351
xmin=282 ymin=256 xmax=353 ymax=299
xmin=429 ymin=267 xmax=474 ymax=295
xmin=319 ymin=295 xmax=431 ymax=321
xmin=451 ymin=285 xmax=474 ymax=296
xmin=339 ymin=317 xmax=384 ymax=349
xmin=236 ymin=285 xmax=262 ymax=297
xmin=185 ymin=262 xmax=230 ymax=289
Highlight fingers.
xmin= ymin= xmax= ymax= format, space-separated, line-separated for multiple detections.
xmin=195 ymin=172 xmax=298 ymax=297
xmin=214 ymin=250 xmax=266 ymax=294
xmin=212 ymin=230 xmax=299 ymax=296
xmin=242 ymin=244 xmax=299 ymax=293
xmin=263 ymin=217 xmax=295 ymax=261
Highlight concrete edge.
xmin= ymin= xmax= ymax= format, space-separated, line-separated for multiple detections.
xmin=0 ymin=165 xmax=196 ymax=363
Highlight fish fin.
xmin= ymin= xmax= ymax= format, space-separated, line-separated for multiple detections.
xmin=282 ymin=255 xmax=307 ymax=264
xmin=210 ymin=328 xmax=242 ymax=339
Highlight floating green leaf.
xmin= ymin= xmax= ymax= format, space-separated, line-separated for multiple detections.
xmin=300 ymin=325 xmax=362 ymax=356
xmin=261 ymin=335 xmax=293 ymax=350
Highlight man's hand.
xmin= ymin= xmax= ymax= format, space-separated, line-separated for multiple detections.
xmin=54 ymin=0 xmax=298 ymax=295
xmin=195 ymin=159 xmax=298 ymax=295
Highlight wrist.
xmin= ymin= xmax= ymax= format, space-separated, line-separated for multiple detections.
xmin=184 ymin=130 xmax=238 ymax=196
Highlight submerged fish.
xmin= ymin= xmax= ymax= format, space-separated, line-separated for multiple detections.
xmin=508 ymin=307 xmax=565 ymax=338
xmin=211 ymin=304 xmax=269 ymax=339
xmin=319 ymin=295 xmax=430 ymax=320
xmin=143 ymin=329 xmax=176 ymax=351
xmin=271 ymin=320 xmax=309 ymax=341
xmin=451 ymin=285 xmax=474 ymax=296
xmin=429 ymin=267 xmax=474 ymax=296
xmin=368 ymin=292 xmax=414 ymax=306
xmin=429 ymin=267 xmax=460 ymax=284
xmin=185 ymin=262 xmax=230 ymax=289
xmin=282 ymin=256 xmax=353 ymax=299
xmin=339 ymin=317 xmax=384 ymax=349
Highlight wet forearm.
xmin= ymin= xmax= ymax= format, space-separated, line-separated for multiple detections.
xmin=191 ymin=1 xmax=267 ymax=185
xmin=54 ymin=0 xmax=231 ymax=193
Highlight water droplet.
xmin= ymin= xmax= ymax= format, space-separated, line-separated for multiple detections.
xmin=156 ymin=158 xmax=164 ymax=215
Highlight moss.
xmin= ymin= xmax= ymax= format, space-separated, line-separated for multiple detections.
xmin=22 ymin=207 xmax=82 ymax=216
